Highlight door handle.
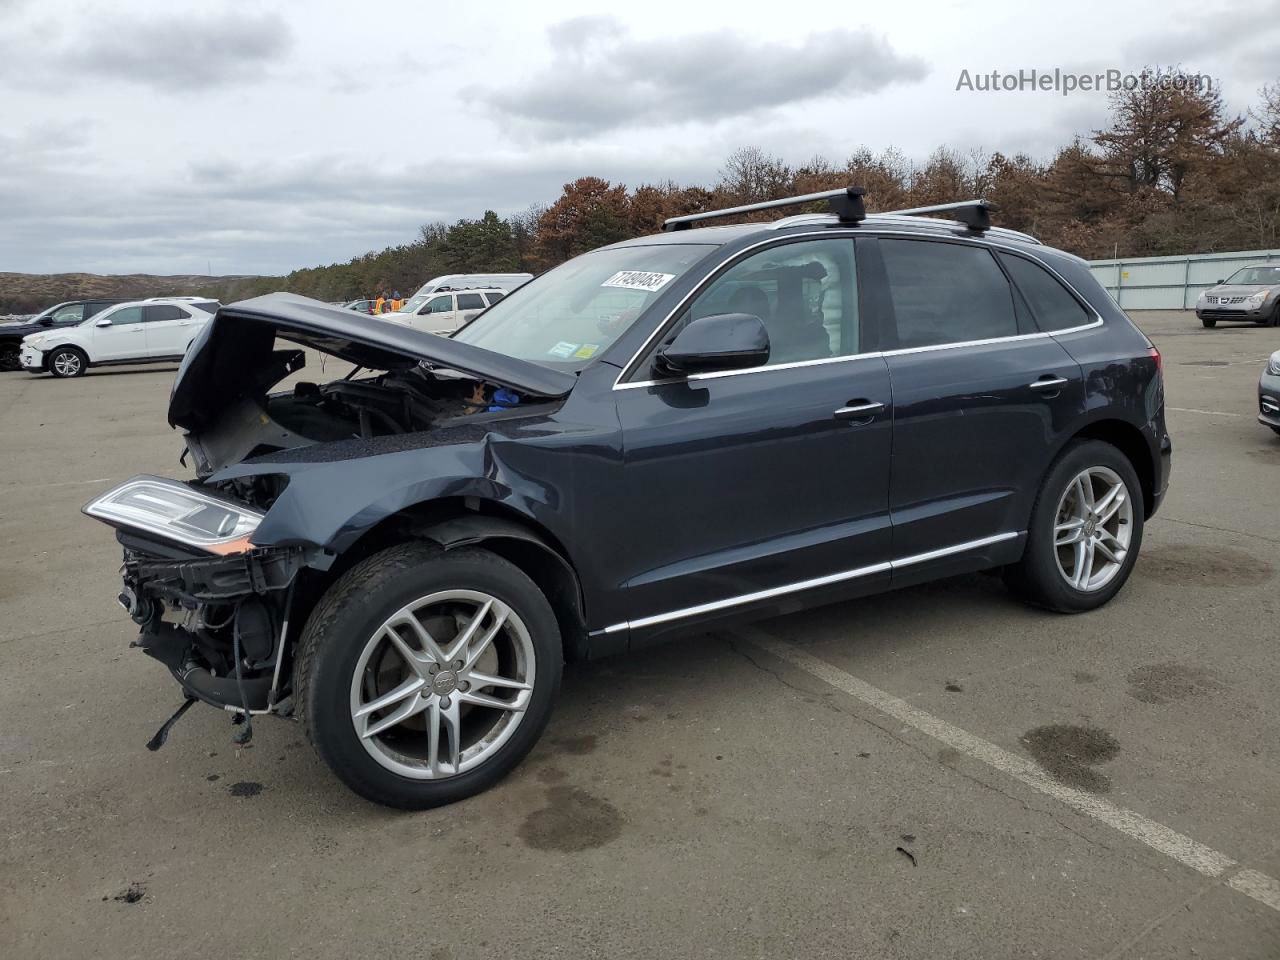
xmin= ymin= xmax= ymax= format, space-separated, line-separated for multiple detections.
xmin=1029 ymin=376 xmax=1068 ymax=390
xmin=834 ymin=401 xmax=885 ymax=422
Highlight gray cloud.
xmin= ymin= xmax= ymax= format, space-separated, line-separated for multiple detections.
xmin=1123 ymin=1 xmax=1280 ymax=87
xmin=468 ymin=17 xmax=928 ymax=139
xmin=59 ymin=11 xmax=292 ymax=91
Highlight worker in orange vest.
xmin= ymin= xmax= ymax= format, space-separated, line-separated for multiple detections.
xmin=374 ymin=293 xmax=385 ymax=315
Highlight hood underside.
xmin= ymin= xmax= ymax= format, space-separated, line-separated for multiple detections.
xmin=168 ymin=293 xmax=576 ymax=432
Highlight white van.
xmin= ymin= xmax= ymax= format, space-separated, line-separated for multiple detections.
xmin=396 ymin=273 xmax=532 ymax=317
xmin=381 ymin=288 xmax=510 ymax=335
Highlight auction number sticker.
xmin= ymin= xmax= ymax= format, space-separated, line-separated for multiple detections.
xmin=601 ymin=271 xmax=675 ymax=292
xmin=548 ymin=341 xmax=579 ymax=358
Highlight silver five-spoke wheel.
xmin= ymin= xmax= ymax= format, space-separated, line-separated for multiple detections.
xmin=350 ymin=589 xmax=535 ymax=780
xmin=1053 ymin=466 xmax=1132 ymax=592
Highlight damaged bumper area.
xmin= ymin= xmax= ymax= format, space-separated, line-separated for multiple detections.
xmin=119 ymin=535 xmax=325 ymax=714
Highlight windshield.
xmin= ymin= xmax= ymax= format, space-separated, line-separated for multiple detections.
xmin=1225 ymin=266 xmax=1280 ymax=285
xmin=451 ymin=245 xmax=714 ymax=368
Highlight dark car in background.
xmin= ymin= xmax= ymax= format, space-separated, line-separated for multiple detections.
xmin=0 ymin=299 xmax=126 ymax=370
xmin=83 ymin=188 xmax=1170 ymax=809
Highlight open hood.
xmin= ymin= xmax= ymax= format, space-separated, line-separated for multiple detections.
xmin=168 ymin=293 xmax=576 ymax=432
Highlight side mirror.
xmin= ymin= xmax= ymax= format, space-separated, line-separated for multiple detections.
xmin=38 ymin=317 xmax=53 ymax=326
xmin=95 ymin=317 xmax=113 ymax=327
xmin=655 ymin=312 xmax=770 ymax=376
xmin=1216 ymin=278 xmax=1224 ymax=284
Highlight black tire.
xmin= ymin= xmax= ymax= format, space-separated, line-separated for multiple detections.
xmin=47 ymin=346 xmax=87 ymax=378
xmin=1271 ymin=426 xmax=1280 ymax=437
xmin=1005 ymin=439 xmax=1145 ymax=613
xmin=0 ymin=343 xmax=19 ymax=372
xmin=295 ymin=542 xmax=562 ymax=809
xmin=1200 ymin=317 xmax=1216 ymax=328
xmin=1270 ymin=304 xmax=1280 ymax=327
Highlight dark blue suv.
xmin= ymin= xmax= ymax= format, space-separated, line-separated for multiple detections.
xmin=85 ymin=188 xmax=1170 ymax=808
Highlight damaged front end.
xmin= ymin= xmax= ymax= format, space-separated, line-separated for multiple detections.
xmin=87 ymin=476 xmax=330 ymax=722
xmin=85 ymin=294 xmax=577 ymax=748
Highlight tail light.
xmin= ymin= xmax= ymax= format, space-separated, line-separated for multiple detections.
xmin=1148 ymin=345 xmax=1162 ymax=374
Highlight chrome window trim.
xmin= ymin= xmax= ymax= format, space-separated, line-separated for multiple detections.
xmin=612 ymin=229 xmax=1103 ymax=390
xmin=602 ymin=531 xmax=1021 ymax=633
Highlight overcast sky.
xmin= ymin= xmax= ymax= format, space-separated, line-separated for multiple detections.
xmin=2 ymin=0 xmax=1276 ymax=276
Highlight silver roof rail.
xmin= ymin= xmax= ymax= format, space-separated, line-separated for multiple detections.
xmin=663 ymin=186 xmax=866 ymax=232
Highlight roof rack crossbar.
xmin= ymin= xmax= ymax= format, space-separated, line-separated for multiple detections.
xmin=662 ymin=186 xmax=866 ymax=232
xmin=878 ymin=199 xmax=996 ymax=232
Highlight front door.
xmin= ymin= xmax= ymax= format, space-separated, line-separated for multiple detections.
xmin=91 ymin=305 xmax=148 ymax=361
xmin=613 ymin=235 xmax=894 ymax=644
xmin=414 ymin=294 xmax=457 ymax=334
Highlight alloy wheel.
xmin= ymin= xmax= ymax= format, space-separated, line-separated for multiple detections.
xmin=53 ymin=352 xmax=81 ymax=376
xmin=349 ymin=589 xmax=535 ymax=779
xmin=1053 ymin=466 xmax=1133 ymax=592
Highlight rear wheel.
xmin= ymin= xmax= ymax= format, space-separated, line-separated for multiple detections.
xmin=296 ymin=542 xmax=562 ymax=809
xmin=48 ymin=346 xmax=87 ymax=378
xmin=1006 ymin=440 xmax=1144 ymax=613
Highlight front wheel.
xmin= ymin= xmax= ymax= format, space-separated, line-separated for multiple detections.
xmin=295 ymin=542 xmax=562 ymax=809
xmin=1005 ymin=440 xmax=1144 ymax=613
xmin=48 ymin=346 xmax=88 ymax=378
xmin=0 ymin=344 xmax=19 ymax=371
xmin=1200 ymin=317 xmax=1217 ymax=328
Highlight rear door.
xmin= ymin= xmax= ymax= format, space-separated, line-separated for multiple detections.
xmin=141 ymin=305 xmax=193 ymax=357
xmin=871 ymin=236 xmax=1085 ymax=572
xmin=613 ymin=235 xmax=894 ymax=643
xmin=455 ymin=292 xmax=488 ymax=328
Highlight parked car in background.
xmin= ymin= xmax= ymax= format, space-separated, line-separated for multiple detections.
xmin=0 ymin=299 xmax=127 ymax=370
xmin=1260 ymin=350 xmax=1280 ymax=435
xmin=381 ymin=288 xmax=507 ymax=334
xmin=20 ymin=299 xmax=217 ymax=378
xmin=397 ymin=273 xmax=532 ymax=317
xmin=83 ymin=188 xmax=1169 ymax=808
xmin=344 ymin=299 xmax=377 ymax=314
xmin=1195 ymin=265 xmax=1280 ymax=327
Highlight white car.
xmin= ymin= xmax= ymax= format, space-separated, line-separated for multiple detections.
xmin=20 ymin=299 xmax=218 ymax=378
xmin=380 ymin=288 xmax=508 ymax=335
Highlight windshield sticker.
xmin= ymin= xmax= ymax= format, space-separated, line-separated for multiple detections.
xmin=548 ymin=341 xmax=579 ymax=358
xmin=573 ymin=343 xmax=599 ymax=359
xmin=601 ymin=271 xmax=675 ymax=293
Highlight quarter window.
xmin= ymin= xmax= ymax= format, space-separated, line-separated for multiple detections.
xmin=880 ymin=239 xmax=1017 ymax=348
xmin=484 ymin=291 xmax=505 ymax=305
xmin=677 ymin=237 xmax=859 ymax=366
xmin=998 ymin=253 xmax=1091 ymax=332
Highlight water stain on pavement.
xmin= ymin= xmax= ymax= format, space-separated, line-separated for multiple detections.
xmin=1021 ymin=724 xmax=1120 ymax=794
xmin=228 ymin=781 xmax=264 ymax=798
xmin=1073 ymin=671 xmax=1098 ymax=684
xmin=1126 ymin=662 xmax=1225 ymax=704
xmin=518 ymin=786 xmax=625 ymax=852
xmin=1138 ymin=545 xmax=1273 ymax=587
xmin=552 ymin=735 xmax=598 ymax=755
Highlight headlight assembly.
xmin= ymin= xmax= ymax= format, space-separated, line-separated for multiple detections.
xmin=1246 ymin=292 xmax=1267 ymax=308
xmin=84 ymin=475 xmax=263 ymax=555
xmin=1268 ymin=352 xmax=1280 ymax=376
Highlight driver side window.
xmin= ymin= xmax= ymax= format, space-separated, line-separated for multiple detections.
xmin=673 ymin=237 xmax=859 ymax=367
xmin=422 ymin=295 xmax=454 ymax=315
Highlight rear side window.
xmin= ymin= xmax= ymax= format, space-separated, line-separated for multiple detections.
xmin=191 ymin=300 xmax=220 ymax=314
xmin=143 ymin=305 xmax=189 ymax=322
xmin=998 ymin=253 xmax=1091 ymax=332
xmin=456 ymin=293 xmax=485 ymax=310
xmin=484 ymin=291 xmax=505 ymax=305
xmin=879 ymin=239 xmax=1017 ymax=348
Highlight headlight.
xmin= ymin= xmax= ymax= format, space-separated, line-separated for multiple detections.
xmin=1268 ymin=352 xmax=1280 ymax=376
xmin=83 ymin=475 xmax=263 ymax=555
xmin=1246 ymin=292 xmax=1267 ymax=308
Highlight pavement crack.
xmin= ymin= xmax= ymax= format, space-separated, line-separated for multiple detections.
xmin=1156 ymin=515 xmax=1280 ymax=545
